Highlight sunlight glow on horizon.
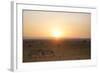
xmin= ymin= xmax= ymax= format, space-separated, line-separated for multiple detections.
xmin=23 ymin=10 xmax=91 ymax=39
xmin=51 ymin=29 xmax=62 ymax=38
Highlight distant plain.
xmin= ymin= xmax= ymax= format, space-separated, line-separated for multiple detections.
xmin=23 ymin=38 xmax=91 ymax=62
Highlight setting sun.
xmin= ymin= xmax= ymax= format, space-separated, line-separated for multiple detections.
xmin=52 ymin=30 xmax=62 ymax=38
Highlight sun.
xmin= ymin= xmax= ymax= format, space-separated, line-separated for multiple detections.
xmin=52 ymin=30 xmax=62 ymax=38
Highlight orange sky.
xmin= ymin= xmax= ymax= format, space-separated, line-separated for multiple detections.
xmin=23 ymin=10 xmax=91 ymax=39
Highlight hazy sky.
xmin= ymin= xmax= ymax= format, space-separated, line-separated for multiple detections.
xmin=23 ymin=10 xmax=91 ymax=39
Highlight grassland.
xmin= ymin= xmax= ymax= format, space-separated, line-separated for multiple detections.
xmin=23 ymin=38 xmax=91 ymax=62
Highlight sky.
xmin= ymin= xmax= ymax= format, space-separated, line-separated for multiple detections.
xmin=23 ymin=10 xmax=91 ymax=39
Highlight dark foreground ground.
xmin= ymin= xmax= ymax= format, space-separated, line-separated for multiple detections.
xmin=23 ymin=38 xmax=91 ymax=62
